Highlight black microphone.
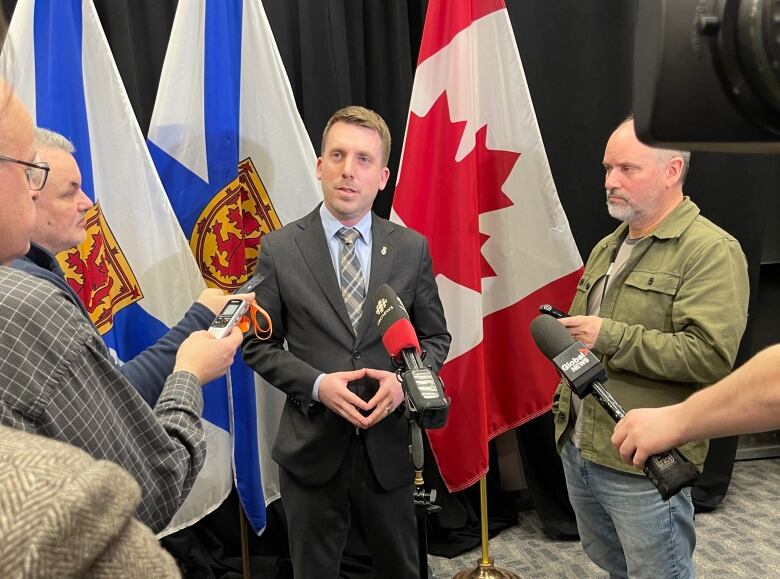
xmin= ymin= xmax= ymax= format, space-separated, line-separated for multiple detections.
xmin=372 ymin=284 xmax=450 ymax=430
xmin=234 ymin=273 xmax=265 ymax=294
xmin=529 ymin=315 xmax=700 ymax=501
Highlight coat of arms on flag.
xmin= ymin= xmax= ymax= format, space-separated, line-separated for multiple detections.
xmin=58 ymin=202 xmax=142 ymax=333
xmin=191 ymin=158 xmax=281 ymax=291
xmin=148 ymin=0 xmax=322 ymax=534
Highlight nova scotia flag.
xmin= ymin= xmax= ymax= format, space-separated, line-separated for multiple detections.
xmin=0 ymin=0 xmax=223 ymax=534
xmin=148 ymin=0 xmax=321 ymax=534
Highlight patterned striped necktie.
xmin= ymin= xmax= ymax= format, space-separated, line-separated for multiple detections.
xmin=336 ymin=227 xmax=366 ymax=333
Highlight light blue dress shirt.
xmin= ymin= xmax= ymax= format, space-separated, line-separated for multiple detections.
xmin=312 ymin=204 xmax=373 ymax=401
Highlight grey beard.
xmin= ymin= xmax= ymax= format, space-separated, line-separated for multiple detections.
xmin=606 ymin=190 xmax=634 ymax=222
xmin=607 ymin=201 xmax=634 ymax=222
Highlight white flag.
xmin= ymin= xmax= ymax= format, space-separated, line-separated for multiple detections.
xmin=1 ymin=0 xmax=224 ymax=534
xmin=148 ymin=0 xmax=322 ymax=534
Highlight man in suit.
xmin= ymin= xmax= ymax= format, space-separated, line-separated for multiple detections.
xmin=243 ymin=106 xmax=450 ymax=578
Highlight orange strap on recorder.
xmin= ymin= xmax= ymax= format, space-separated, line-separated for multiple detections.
xmin=237 ymin=302 xmax=272 ymax=340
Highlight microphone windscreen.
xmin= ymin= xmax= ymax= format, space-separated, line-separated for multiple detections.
xmin=530 ymin=314 xmax=574 ymax=359
xmin=382 ymin=317 xmax=420 ymax=357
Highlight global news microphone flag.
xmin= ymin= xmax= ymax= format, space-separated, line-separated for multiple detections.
xmin=0 ymin=0 xmax=214 ymax=534
xmin=148 ymin=0 xmax=322 ymax=534
xmin=392 ymin=0 xmax=584 ymax=491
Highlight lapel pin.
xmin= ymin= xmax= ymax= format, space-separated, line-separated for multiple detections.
xmin=381 ymin=246 xmax=387 ymax=256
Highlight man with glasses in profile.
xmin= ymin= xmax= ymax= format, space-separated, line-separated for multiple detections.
xmin=0 ymin=81 xmax=246 ymax=533
xmin=0 ymin=100 xmax=47 ymax=265
xmin=0 ymin=67 xmax=181 ymax=574
xmin=0 ymin=148 xmax=49 ymax=185
xmin=11 ymin=127 xmax=247 ymax=407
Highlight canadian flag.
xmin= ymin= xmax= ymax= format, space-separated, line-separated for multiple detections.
xmin=392 ymin=0 xmax=583 ymax=491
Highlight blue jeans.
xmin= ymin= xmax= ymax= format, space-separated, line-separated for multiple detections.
xmin=561 ymin=440 xmax=696 ymax=579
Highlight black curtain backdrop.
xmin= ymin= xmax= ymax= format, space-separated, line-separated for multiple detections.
xmin=4 ymin=0 xmax=779 ymax=573
xmin=3 ymin=0 xmax=772 ymax=316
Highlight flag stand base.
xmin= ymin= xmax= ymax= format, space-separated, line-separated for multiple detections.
xmin=452 ymin=477 xmax=522 ymax=579
xmin=452 ymin=560 xmax=521 ymax=579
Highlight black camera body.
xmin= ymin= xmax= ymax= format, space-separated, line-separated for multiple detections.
xmin=634 ymin=0 xmax=780 ymax=153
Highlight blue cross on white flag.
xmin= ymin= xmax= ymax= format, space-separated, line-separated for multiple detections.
xmin=0 ymin=0 xmax=224 ymax=535
xmin=148 ymin=0 xmax=322 ymax=534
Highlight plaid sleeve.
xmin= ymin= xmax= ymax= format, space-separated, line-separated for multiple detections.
xmin=0 ymin=267 xmax=206 ymax=532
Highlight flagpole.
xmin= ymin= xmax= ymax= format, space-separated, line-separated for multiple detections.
xmin=226 ymin=368 xmax=252 ymax=579
xmin=239 ymin=502 xmax=251 ymax=578
xmin=452 ymin=476 xmax=521 ymax=579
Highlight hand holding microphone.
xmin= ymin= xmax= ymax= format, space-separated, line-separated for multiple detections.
xmin=174 ymin=327 xmax=244 ymax=385
xmin=530 ymin=315 xmax=700 ymax=500
xmin=186 ymin=276 xmax=269 ymax=389
xmin=612 ymin=405 xmax=689 ymax=469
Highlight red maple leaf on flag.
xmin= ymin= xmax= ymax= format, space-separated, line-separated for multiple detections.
xmin=395 ymin=93 xmax=518 ymax=293
xmin=393 ymin=0 xmax=583 ymax=492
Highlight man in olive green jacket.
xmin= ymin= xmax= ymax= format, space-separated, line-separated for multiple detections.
xmin=553 ymin=118 xmax=749 ymax=579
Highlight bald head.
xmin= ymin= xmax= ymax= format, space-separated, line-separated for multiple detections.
xmin=614 ymin=119 xmax=691 ymax=186
xmin=602 ymin=119 xmax=688 ymax=237
xmin=0 ymin=81 xmax=39 ymax=264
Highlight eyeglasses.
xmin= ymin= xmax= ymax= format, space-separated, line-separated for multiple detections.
xmin=0 ymin=153 xmax=50 ymax=191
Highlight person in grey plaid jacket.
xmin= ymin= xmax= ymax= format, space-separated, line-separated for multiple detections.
xmin=0 ymin=80 xmax=244 ymax=533
xmin=12 ymin=127 xmax=249 ymax=408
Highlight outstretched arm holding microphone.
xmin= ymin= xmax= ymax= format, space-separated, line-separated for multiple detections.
xmin=530 ymin=315 xmax=700 ymax=500
xmin=612 ymin=343 xmax=780 ymax=469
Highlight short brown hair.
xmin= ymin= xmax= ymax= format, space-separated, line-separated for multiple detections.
xmin=321 ymin=106 xmax=391 ymax=166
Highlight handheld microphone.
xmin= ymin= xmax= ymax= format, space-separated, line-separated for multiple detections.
xmin=539 ymin=304 xmax=568 ymax=319
xmin=373 ymin=284 xmax=450 ymax=430
xmin=234 ymin=273 xmax=265 ymax=295
xmin=529 ymin=315 xmax=700 ymax=501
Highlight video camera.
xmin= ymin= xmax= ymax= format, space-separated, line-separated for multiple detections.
xmin=634 ymin=0 xmax=780 ymax=152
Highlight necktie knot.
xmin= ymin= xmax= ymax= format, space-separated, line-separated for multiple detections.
xmin=337 ymin=227 xmax=361 ymax=246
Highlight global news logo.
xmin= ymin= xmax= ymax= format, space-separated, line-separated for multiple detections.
xmin=561 ymin=349 xmax=591 ymax=373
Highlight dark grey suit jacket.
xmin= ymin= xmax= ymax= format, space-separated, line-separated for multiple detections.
xmin=243 ymin=206 xmax=450 ymax=490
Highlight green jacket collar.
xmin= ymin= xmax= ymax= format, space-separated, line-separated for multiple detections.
xmin=604 ymin=196 xmax=700 ymax=247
